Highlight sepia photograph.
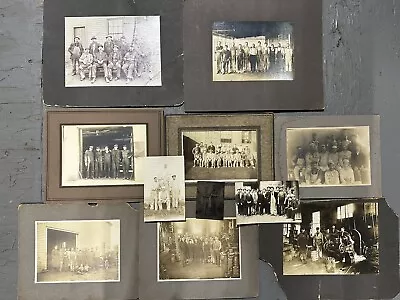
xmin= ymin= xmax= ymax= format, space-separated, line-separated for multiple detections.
xmin=235 ymin=181 xmax=301 ymax=225
xmin=65 ymin=16 xmax=161 ymax=87
xmin=196 ymin=181 xmax=225 ymax=220
xmin=35 ymin=220 xmax=120 ymax=283
xmin=142 ymin=156 xmax=186 ymax=222
xmin=182 ymin=130 xmax=258 ymax=182
xmin=61 ymin=124 xmax=147 ymax=187
xmin=212 ymin=21 xmax=294 ymax=82
xmin=158 ymin=218 xmax=241 ymax=281
xmin=286 ymin=126 xmax=371 ymax=187
xmin=283 ymin=200 xmax=379 ymax=275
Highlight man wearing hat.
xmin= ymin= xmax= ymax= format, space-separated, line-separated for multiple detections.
xmin=116 ymin=36 xmax=129 ymax=59
xmin=104 ymin=35 xmax=114 ymax=56
xmin=103 ymin=146 xmax=112 ymax=178
xmin=84 ymin=145 xmax=95 ymax=179
xmin=78 ymin=48 xmax=93 ymax=81
xmin=91 ymin=45 xmax=109 ymax=83
xmin=89 ymin=36 xmax=100 ymax=56
xmin=111 ymin=144 xmax=121 ymax=179
xmin=122 ymin=45 xmax=137 ymax=83
xmin=67 ymin=37 xmax=84 ymax=76
xmin=107 ymin=45 xmax=123 ymax=81
xmin=121 ymin=145 xmax=132 ymax=179
xmin=94 ymin=146 xmax=104 ymax=178
xmin=328 ymin=140 xmax=340 ymax=169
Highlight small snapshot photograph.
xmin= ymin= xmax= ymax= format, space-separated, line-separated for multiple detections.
xmin=61 ymin=124 xmax=147 ymax=187
xmin=158 ymin=218 xmax=241 ymax=281
xmin=143 ymin=156 xmax=185 ymax=222
xmin=196 ymin=181 xmax=225 ymax=220
xmin=212 ymin=21 xmax=294 ymax=82
xmin=287 ymin=126 xmax=371 ymax=187
xmin=182 ymin=130 xmax=258 ymax=182
xmin=235 ymin=181 xmax=301 ymax=225
xmin=35 ymin=220 xmax=120 ymax=283
xmin=283 ymin=200 xmax=379 ymax=275
xmin=65 ymin=16 xmax=161 ymax=87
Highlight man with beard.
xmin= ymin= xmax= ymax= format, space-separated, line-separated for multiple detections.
xmin=107 ymin=45 xmax=122 ymax=81
xmin=103 ymin=146 xmax=112 ymax=178
xmin=67 ymin=37 xmax=84 ymax=76
xmin=111 ymin=144 xmax=121 ymax=179
xmin=94 ymin=146 xmax=104 ymax=178
xmin=84 ymin=146 xmax=95 ymax=179
xmin=91 ymin=45 xmax=109 ymax=83
xmin=122 ymin=45 xmax=137 ymax=83
xmin=103 ymin=35 xmax=114 ymax=56
xmin=121 ymin=145 xmax=132 ymax=179
xmin=78 ymin=48 xmax=93 ymax=81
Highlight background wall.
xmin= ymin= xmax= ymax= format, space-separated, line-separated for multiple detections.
xmin=0 ymin=0 xmax=399 ymax=299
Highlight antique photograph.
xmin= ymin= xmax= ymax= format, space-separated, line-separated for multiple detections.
xmin=35 ymin=220 xmax=120 ymax=283
xmin=158 ymin=218 xmax=241 ymax=281
xmin=212 ymin=21 xmax=294 ymax=82
xmin=143 ymin=156 xmax=185 ymax=222
xmin=235 ymin=181 xmax=301 ymax=225
xmin=196 ymin=181 xmax=225 ymax=220
xmin=61 ymin=124 xmax=147 ymax=187
xmin=283 ymin=200 xmax=379 ymax=275
xmin=182 ymin=130 xmax=258 ymax=182
xmin=65 ymin=16 xmax=161 ymax=87
xmin=287 ymin=126 xmax=371 ymax=187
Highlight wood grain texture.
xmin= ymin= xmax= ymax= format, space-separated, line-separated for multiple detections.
xmin=0 ymin=0 xmax=399 ymax=299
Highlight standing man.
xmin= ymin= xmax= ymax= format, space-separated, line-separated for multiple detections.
xmin=111 ymin=144 xmax=121 ymax=179
xmin=121 ymin=145 xmax=132 ymax=180
xmin=151 ymin=177 xmax=160 ymax=210
xmin=230 ymin=43 xmax=237 ymax=73
xmin=67 ymin=37 xmax=84 ymax=76
xmin=103 ymin=35 xmax=114 ymax=56
xmin=88 ymin=36 xmax=100 ymax=56
xmin=84 ymin=146 xmax=95 ymax=179
xmin=122 ymin=46 xmax=136 ymax=84
xmin=215 ymin=41 xmax=224 ymax=74
xmin=237 ymin=44 xmax=244 ymax=73
xmin=94 ymin=146 xmax=104 ymax=178
xmin=243 ymin=42 xmax=250 ymax=72
xmin=107 ymin=45 xmax=122 ymax=81
xmin=297 ymin=228 xmax=308 ymax=263
xmin=117 ymin=35 xmax=129 ymax=59
xmin=249 ymin=44 xmax=257 ymax=73
xmin=170 ymin=175 xmax=180 ymax=209
xmin=276 ymin=187 xmax=286 ymax=216
xmin=222 ymin=45 xmax=231 ymax=74
xmin=192 ymin=143 xmax=201 ymax=167
xmin=212 ymin=237 xmax=222 ymax=266
xmin=268 ymin=44 xmax=276 ymax=72
xmin=78 ymin=48 xmax=93 ymax=81
xmin=91 ymin=45 xmax=109 ymax=84
xmin=256 ymin=41 xmax=264 ymax=72
xmin=351 ymin=144 xmax=366 ymax=183
xmin=313 ymin=227 xmax=324 ymax=259
xmin=103 ymin=146 xmax=112 ymax=178
xmin=284 ymin=45 xmax=293 ymax=73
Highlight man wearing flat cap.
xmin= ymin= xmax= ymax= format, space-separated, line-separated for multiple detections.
xmin=91 ymin=45 xmax=109 ymax=83
xmin=107 ymin=45 xmax=122 ymax=81
xmin=111 ymin=144 xmax=121 ymax=179
xmin=104 ymin=35 xmax=114 ymax=56
xmin=121 ymin=145 xmax=132 ymax=179
xmin=68 ymin=37 xmax=84 ymax=76
xmin=116 ymin=35 xmax=129 ymax=59
xmin=89 ymin=36 xmax=100 ymax=56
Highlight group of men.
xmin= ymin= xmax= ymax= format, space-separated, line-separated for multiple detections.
xmin=291 ymin=225 xmax=355 ymax=264
xmin=49 ymin=245 xmax=118 ymax=275
xmin=83 ymin=144 xmax=132 ymax=180
xmin=67 ymin=35 xmax=144 ymax=84
xmin=214 ymin=40 xmax=293 ymax=75
xmin=191 ymin=142 xmax=256 ymax=169
xmin=149 ymin=175 xmax=181 ymax=211
xmin=289 ymin=133 xmax=369 ymax=186
xmin=235 ymin=185 xmax=299 ymax=219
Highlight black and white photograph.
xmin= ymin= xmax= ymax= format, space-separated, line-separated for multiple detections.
xmin=65 ymin=16 xmax=161 ymax=87
xmin=196 ymin=182 xmax=225 ymax=220
xmin=283 ymin=200 xmax=379 ymax=275
xmin=35 ymin=220 xmax=120 ymax=283
xmin=158 ymin=218 xmax=241 ymax=281
xmin=61 ymin=124 xmax=147 ymax=187
xmin=182 ymin=130 xmax=258 ymax=182
xmin=212 ymin=21 xmax=294 ymax=82
xmin=235 ymin=181 xmax=301 ymax=225
xmin=143 ymin=156 xmax=185 ymax=222
xmin=287 ymin=126 xmax=371 ymax=187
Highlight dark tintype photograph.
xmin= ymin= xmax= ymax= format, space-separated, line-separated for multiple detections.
xmin=283 ymin=200 xmax=379 ymax=275
xmin=196 ymin=182 xmax=225 ymax=220
xmin=287 ymin=126 xmax=371 ymax=187
xmin=235 ymin=180 xmax=301 ymax=225
xmin=158 ymin=218 xmax=241 ymax=281
xmin=212 ymin=21 xmax=294 ymax=82
xmin=182 ymin=130 xmax=258 ymax=182
xmin=65 ymin=16 xmax=161 ymax=87
xmin=35 ymin=220 xmax=120 ymax=283
xmin=61 ymin=124 xmax=147 ymax=187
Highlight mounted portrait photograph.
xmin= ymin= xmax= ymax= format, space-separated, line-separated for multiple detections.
xmin=182 ymin=130 xmax=258 ymax=182
xmin=196 ymin=181 xmax=225 ymax=220
xmin=283 ymin=200 xmax=379 ymax=275
xmin=158 ymin=218 xmax=241 ymax=281
xmin=235 ymin=180 xmax=301 ymax=225
xmin=65 ymin=16 xmax=161 ymax=87
xmin=287 ymin=126 xmax=371 ymax=187
xmin=142 ymin=156 xmax=186 ymax=222
xmin=61 ymin=124 xmax=147 ymax=187
xmin=35 ymin=220 xmax=120 ymax=283
xmin=212 ymin=21 xmax=294 ymax=82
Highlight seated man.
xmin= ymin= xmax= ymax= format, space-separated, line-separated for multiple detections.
xmin=107 ymin=45 xmax=122 ymax=81
xmin=122 ymin=46 xmax=136 ymax=84
xmin=91 ymin=45 xmax=109 ymax=84
xmin=78 ymin=48 xmax=93 ymax=81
